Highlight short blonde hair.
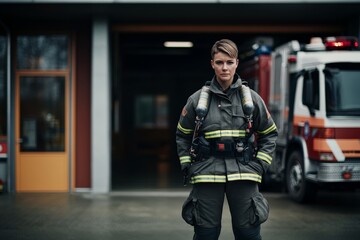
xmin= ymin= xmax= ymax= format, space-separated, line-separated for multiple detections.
xmin=211 ymin=39 xmax=238 ymax=59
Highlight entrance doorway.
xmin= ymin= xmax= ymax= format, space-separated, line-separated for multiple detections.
xmin=111 ymin=33 xmax=236 ymax=189
xmin=15 ymin=35 xmax=71 ymax=192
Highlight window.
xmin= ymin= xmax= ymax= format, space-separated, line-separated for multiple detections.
xmin=0 ymin=34 xmax=7 ymax=136
xmin=16 ymin=35 xmax=68 ymax=70
xmin=324 ymin=63 xmax=360 ymax=116
xmin=135 ymin=95 xmax=168 ymax=128
xmin=20 ymin=76 xmax=65 ymax=151
xmin=16 ymin=34 xmax=69 ymax=152
xmin=302 ymin=69 xmax=320 ymax=111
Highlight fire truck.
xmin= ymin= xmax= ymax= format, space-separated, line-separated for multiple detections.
xmin=240 ymin=36 xmax=360 ymax=202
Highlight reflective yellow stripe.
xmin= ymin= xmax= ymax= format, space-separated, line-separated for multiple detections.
xmin=227 ymin=173 xmax=262 ymax=183
xmin=177 ymin=122 xmax=194 ymax=135
xmin=256 ymin=151 xmax=272 ymax=164
xmin=190 ymin=173 xmax=262 ymax=183
xmin=179 ymin=156 xmax=191 ymax=164
xmin=257 ymin=123 xmax=277 ymax=135
xmin=204 ymin=129 xmax=246 ymax=139
xmin=190 ymin=175 xmax=226 ymax=183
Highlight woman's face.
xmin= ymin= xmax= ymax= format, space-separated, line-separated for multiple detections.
xmin=211 ymin=52 xmax=239 ymax=86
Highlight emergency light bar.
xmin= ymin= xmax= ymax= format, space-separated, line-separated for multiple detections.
xmin=288 ymin=36 xmax=359 ymax=63
xmin=324 ymin=36 xmax=358 ymax=50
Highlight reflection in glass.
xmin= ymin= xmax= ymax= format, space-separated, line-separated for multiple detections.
xmin=16 ymin=35 xmax=68 ymax=70
xmin=20 ymin=77 xmax=65 ymax=151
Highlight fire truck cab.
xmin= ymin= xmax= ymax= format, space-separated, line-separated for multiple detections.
xmin=268 ymin=37 xmax=360 ymax=202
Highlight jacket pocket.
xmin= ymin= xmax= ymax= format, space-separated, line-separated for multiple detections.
xmin=188 ymin=157 xmax=214 ymax=177
xmin=249 ymin=192 xmax=269 ymax=226
xmin=182 ymin=191 xmax=202 ymax=226
xmin=247 ymin=160 xmax=264 ymax=176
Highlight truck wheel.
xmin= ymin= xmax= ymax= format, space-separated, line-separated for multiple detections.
xmin=286 ymin=151 xmax=317 ymax=203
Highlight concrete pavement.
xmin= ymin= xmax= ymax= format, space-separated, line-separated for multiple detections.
xmin=1 ymin=189 xmax=360 ymax=240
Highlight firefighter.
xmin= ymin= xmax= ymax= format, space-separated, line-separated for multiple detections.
xmin=176 ymin=39 xmax=278 ymax=240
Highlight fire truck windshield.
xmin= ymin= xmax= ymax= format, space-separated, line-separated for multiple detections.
xmin=324 ymin=63 xmax=360 ymax=116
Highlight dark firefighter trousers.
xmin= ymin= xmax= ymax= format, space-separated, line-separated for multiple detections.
xmin=190 ymin=181 xmax=262 ymax=240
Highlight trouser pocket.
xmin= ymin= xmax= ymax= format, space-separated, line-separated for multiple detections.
xmin=182 ymin=191 xmax=202 ymax=226
xmin=249 ymin=192 xmax=269 ymax=226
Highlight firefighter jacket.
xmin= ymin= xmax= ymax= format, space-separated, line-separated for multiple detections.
xmin=176 ymin=75 xmax=278 ymax=184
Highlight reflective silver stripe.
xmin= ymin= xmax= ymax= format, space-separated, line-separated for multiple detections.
xmin=179 ymin=156 xmax=191 ymax=164
xmin=190 ymin=175 xmax=226 ymax=183
xmin=177 ymin=122 xmax=193 ymax=135
xmin=256 ymin=151 xmax=272 ymax=164
xmin=326 ymin=139 xmax=345 ymax=162
xmin=257 ymin=123 xmax=277 ymax=135
xmin=204 ymin=129 xmax=246 ymax=139
xmin=227 ymin=173 xmax=262 ymax=183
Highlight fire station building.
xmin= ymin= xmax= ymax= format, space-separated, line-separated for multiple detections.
xmin=0 ymin=0 xmax=360 ymax=193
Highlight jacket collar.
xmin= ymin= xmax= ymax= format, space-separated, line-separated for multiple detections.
xmin=209 ymin=74 xmax=242 ymax=95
